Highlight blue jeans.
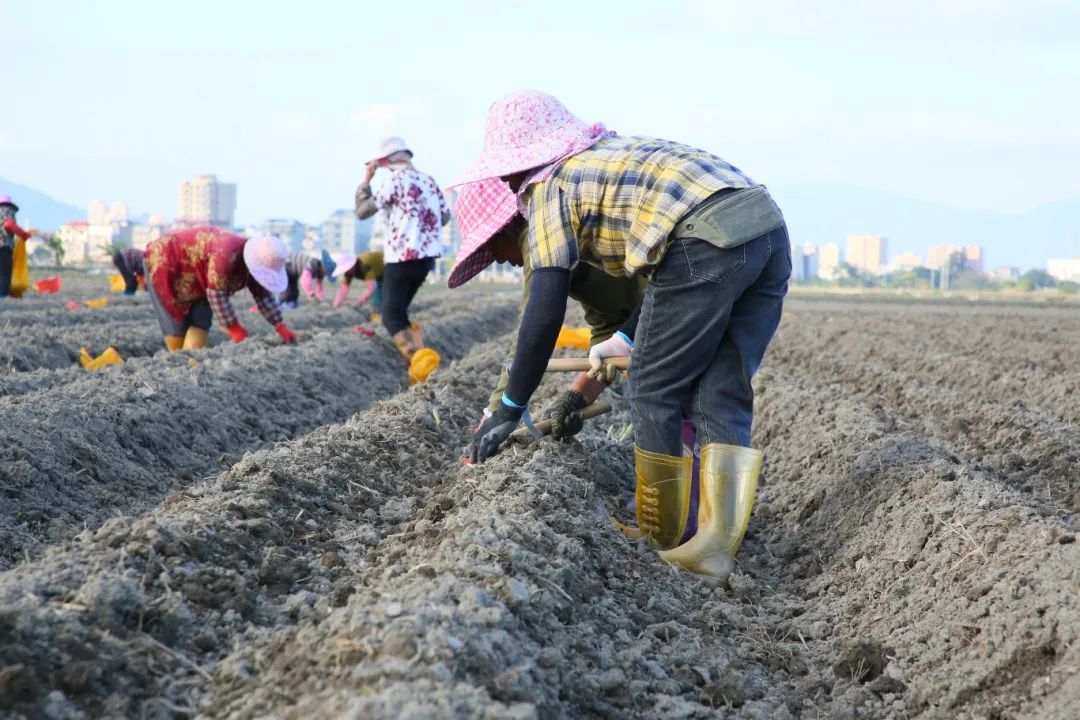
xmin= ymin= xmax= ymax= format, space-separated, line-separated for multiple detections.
xmin=630 ymin=224 xmax=791 ymax=456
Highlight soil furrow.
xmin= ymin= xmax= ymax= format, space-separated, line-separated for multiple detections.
xmin=0 ymin=293 xmax=518 ymax=571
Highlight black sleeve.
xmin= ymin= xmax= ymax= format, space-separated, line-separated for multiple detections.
xmin=618 ymin=298 xmax=643 ymax=341
xmin=505 ymin=268 xmax=570 ymax=406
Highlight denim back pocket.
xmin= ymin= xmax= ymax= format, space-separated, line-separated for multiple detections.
xmin=653 ymin=238 xmax=747 ymax=286
xmin=683 ymin=238 xmax=747 ymax=284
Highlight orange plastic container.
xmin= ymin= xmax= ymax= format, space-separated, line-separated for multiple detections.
xmin=555 ymin=326 xmax=591 ymax=350
xmin=34 ymin=276 xmax=62 ymax=294
xmin=79 ymin=347 xmax=124 ymax=370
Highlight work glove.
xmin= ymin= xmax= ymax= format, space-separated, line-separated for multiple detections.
xmin=333 ymin=282 xmax=350 ymax=308
xmin=300 ymin=269 xmax=316 ymax=298
xmin=357 ymin=279 xmax=376 ymax=306
xmin=466 ymin=403 xmax=522 ymax=464
xmin=226 ymin=323 xmax=249 ymax=343
xmin=546 ymin=389 xmax=589 ymax=439
xmin=275 ymin=322 xmax=298 ymax=344
xmin=588 ymin=331 xmax=632 ymax=382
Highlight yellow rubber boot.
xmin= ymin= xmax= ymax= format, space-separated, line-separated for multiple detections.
xmin=392 ymin=330 xmax=416 ymax=363
xmin=164 ymin=335 xmax=185 ymax=352
xmin=408 ymin=323 xmax=423 ymax=350
xmin=182 ymin=327 xmax=209 ymax=350
xmin=634 ymin=447 xmax=693 ymax=551
xmin=658 ymin=443 xmax=762 ymax=586
xmin=408 ymin=348 xmax=441 ymax=385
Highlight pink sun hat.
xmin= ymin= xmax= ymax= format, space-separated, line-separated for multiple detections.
xmin=243 ymin=234 xmax=289 ymax=293
xmin=0 ymin=195 xmax=18 ymax=211
xmin=453 ymin=90 xmax=611 ymax=187
xmin=330 ymin=252 xmax=358 ymax=279
xmin=446 ymin=178 xmax=519 ymax=289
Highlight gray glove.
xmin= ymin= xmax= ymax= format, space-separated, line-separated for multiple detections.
xmin=546 ymin=389 xmax=589 ymax=440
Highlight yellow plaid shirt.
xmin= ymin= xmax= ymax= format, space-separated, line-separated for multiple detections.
xmin=523 ymin=136 xmax=754 ymax=276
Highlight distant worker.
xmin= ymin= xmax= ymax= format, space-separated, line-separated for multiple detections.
xmin=355 ymin=137 xmax=450 ymax=363
xmin=111 ymin=247 xmax=146 ymax=295
xmin=281 ymin=252 xmax=327 ymax=308
xmin=144 ymin=227 xmax=299 ymax=351
xmin=331 ymin=250 xmax=384 ymax=310
xmin=0 ymin=195 xmax=31 ymax=299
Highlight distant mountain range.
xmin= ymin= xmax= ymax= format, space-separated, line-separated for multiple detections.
xmin=770 ymin=181 xmax=1079 ymax=271
xmin=2 ymin=177 xmax=1075 ymax=271
xmin=0 ymin=178 xmax=84 ymax=232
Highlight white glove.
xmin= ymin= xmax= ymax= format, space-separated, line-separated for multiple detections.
xmin=588 ymin=331 xmax=632 ymax=382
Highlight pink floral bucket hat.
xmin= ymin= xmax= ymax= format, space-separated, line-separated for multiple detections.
xmin=453 ymin=90 xmax=611 ymax=187
xmin=446 ymin=178 xmax=519 ymax=288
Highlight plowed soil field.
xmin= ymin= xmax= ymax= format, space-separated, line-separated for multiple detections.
xmin=1 ymin=284 xmax=1077 ymax=719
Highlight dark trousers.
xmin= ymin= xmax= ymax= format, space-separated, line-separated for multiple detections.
xmin=145 ymin=280 xmax=213 ymax=336
xmin=112 ymin=251 xmax=138 ymax=294
xmin=381 ymin=257 xmax=434 ymax=335
xmin=630 ymin=225 xmax=791 ymax=456
xmin=280 ymin=270 xmax=300 ymax=305
xmin=0 ymin=246 xmax=11 ymax=297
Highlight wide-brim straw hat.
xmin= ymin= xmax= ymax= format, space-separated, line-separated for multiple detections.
xmin=243 ymin=234 xmax=289 ymax=293
xmin=368 ymin=136 xmax=412 ymax=164
xmin=452 ymin=90 xmax=609 ymax=187
xmin=446 ymin=178 xmax=519 ymax=289
xmin=330 ymin=252 xmax=359 ymax=279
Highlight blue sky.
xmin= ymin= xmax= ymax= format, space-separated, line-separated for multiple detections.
xmin=4 ymin=0 xmax=1079 ymax=229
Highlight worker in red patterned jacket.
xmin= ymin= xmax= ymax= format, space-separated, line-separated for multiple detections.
xmin=0 ymin=195 xmax=31 ymax=299
xmin=143 ymin=227 xmax=298 ymax=351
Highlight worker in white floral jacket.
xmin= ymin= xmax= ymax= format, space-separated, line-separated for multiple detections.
xmin=355 ymin=137 xmax=450 ymax=363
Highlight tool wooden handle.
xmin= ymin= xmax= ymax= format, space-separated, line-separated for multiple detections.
xmin=545 ymin=357 xmax=631 ymax=373
xmin=510 ymin=400 xmax=614 ymax=441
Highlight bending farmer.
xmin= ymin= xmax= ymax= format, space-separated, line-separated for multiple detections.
xmin=450 ymin=91 xmax=791 ymax=584
xmin=112 ymin=247 xmax=146 ymax=295
xmin=330 ymin=250 xmax=384 ymax=311
xmin=144 ymin=227 xmax=299 ymax=351
xmin=281 ymin=252 xmax=327 ymax=308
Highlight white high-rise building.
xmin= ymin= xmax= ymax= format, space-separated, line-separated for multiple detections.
xmin=131 ymin=223 xmax=165 ymax=251
xmin=441 ymin=187 xmax=460 ymax=255
xmin=58 ymin=222 xmax=132 ymax=266
xmin=320 ymin=210 xmax=371 ymax=255
xmin=88 ymin=200 xmax=107 ymax=226
xmin=926 ymin=244 xmax=983 ymax=272
xmin=845 ymin=234 xmax=888 ymax=274
xmin=178 ymin=174 xmax=237 ymax=227
xmin=889 ymin=252 xmax=925 ymax=271
xmin=259 ymin=219 xmax=305 ymax=253
xmin=818 ymin=243 xmax=842 ymax=280
xmin=1047 ymin=258 xmax=1080 ymax=283
xmin=105 ymin=201 xmax=129 ymax=225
